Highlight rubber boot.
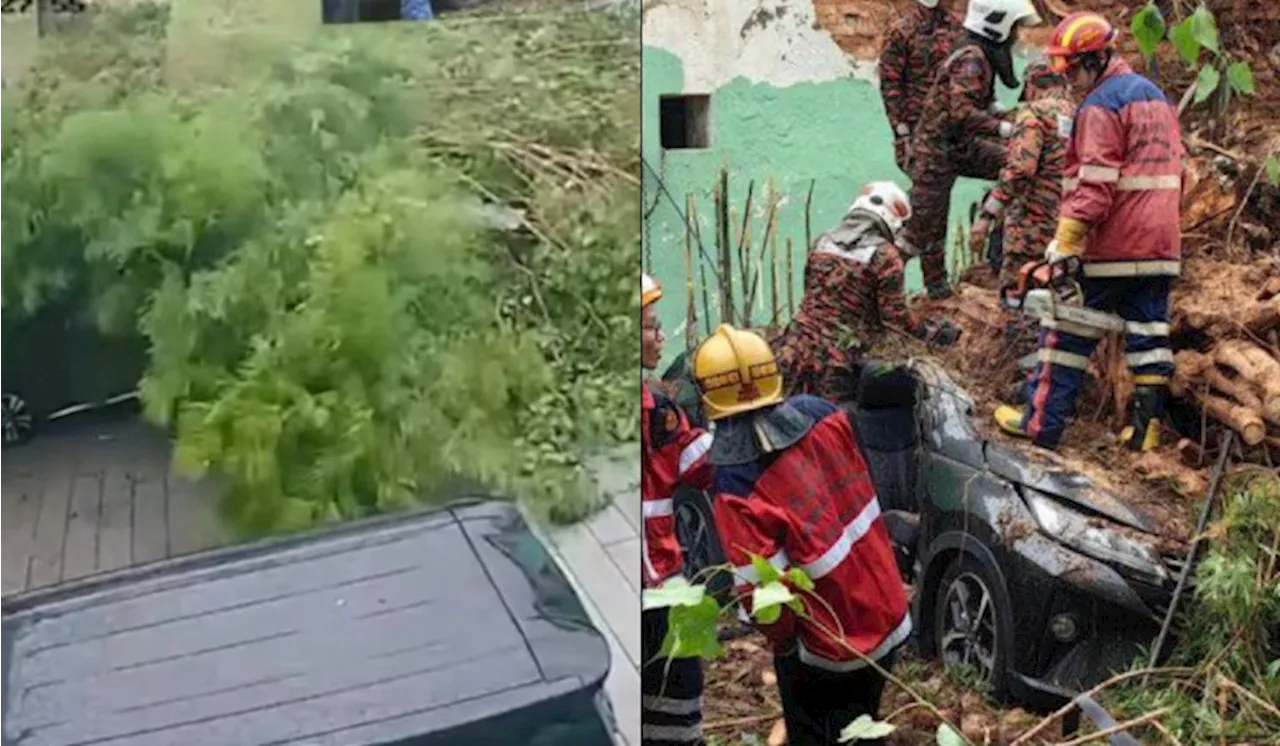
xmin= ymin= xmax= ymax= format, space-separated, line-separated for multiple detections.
xmin=1121 ymin=385 xmax=1166 ymax=452
xmin=994 ymin=404 xmax=1029 ymax=438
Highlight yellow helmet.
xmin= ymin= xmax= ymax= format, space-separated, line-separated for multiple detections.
xmin=693 ymin=324 xmax=784 ymax=421
xmin=642 ymin=273 xmax=662 ymax=308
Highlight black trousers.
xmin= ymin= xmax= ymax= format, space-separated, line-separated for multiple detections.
xmin=641 ymin=608 xmax=706 ymax=746
xmin=773 ymin=650 xmax=896 ymax=746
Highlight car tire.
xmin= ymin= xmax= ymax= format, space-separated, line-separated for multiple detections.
xmin=933 ymin=555 xmax=1013 ymax=699
xmin=673 ymin=486 xmax=731 ymax=606
xmin=2 ymin=391 xmax=35 ymax=446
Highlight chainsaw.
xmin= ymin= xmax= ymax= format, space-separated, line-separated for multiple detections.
xmin=998 ymin=258 xmax=1127 ymax=335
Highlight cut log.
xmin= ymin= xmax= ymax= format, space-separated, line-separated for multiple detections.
xmin=1171 ymin=350 xmax=1214 ymax=398
xmin=1194 ymin=390 xmax=1266 ymax=446
xmin=1216 ymin=340 xmax=1280 ymax=401
xmin=1203 ymin=365 xmax=1263 ymax=409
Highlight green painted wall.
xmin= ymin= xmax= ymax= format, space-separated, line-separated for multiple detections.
xmin=642 ymin=45 xmax=1024 ymax=369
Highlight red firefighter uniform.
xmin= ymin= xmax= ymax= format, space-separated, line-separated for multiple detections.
xmin=641 ymin=271 xmax=712 ymax=746
xmin=641 ymin=383 xmax=712 ymax=589
xmin=694 ymin=325 xmax=909 ymax=745
xmin=879 ymin=0 xmax=963 ymax=170
xmin=998 ymin=16 xmax=1185 ymax=451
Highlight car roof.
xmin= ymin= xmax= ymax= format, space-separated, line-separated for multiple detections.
xmin=1 ymin=501 xmax=609 ymax=746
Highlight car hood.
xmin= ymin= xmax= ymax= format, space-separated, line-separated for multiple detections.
xmin=909 ymin=359 xmax=1158 ymax=535
xmin=983 ymin=443 xmax=1157 ymax=534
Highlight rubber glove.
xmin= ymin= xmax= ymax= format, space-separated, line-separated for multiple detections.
xmin=1045 ymin=217 xmax=1088 ymax=263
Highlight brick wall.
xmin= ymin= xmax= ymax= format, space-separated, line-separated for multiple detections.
xmin=811 ymin=0 xmax=915 ymax=59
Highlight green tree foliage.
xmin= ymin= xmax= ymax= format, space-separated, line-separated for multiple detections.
xmin=1130 ymin=2 xmax=1255 ymax=111
xmin=2 ymin=2 xmax=639 ymax=534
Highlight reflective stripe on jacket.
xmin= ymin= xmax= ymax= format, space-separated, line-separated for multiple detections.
xmin=641 ymin=383 xmax=712 ymax=589
xmin=1061 ymin=57 xmax=1185 ymax=277
xmin=710 ymin=396 xmax=911 ymax=671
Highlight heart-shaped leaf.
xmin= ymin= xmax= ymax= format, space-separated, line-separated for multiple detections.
xmin=839 ymin=714 xmax=897 ymax=742
xmin=1193 ymin=65 xmax=1220 ymax=105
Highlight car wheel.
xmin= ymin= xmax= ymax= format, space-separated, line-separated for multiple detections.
xmin=934 ymin=555 xmax=1012 ymax=697
xmin=2 ymin=392 xmax=35 ymax=446
xmin=673 ymin=486 xmax=731 ymax=605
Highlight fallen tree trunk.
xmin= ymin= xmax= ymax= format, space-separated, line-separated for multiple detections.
xmin=1192 ymin=389 xmax=1266 ymax=446
xmin=1202 ymin=364 xmax=1263 ymax=410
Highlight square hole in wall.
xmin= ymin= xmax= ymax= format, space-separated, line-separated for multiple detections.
xmin=660 ymin=94 xmax=710 ymax=150
xmin=323 ymin=0 xmax=437 ymax=23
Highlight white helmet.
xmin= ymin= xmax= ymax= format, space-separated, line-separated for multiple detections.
xmin=964 ymin=0 xmax=1041 ymax=43
xmin=641 ymin=273 xmax=662 ymax=308
xmin=917 ymin=0 xmax=940 ymax=7
xmin=848 ymin=181 xmax=913 ymax=236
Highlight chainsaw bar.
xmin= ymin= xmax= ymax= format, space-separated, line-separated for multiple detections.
xmin=1019 ymin=289 xmax=1128 ymax=334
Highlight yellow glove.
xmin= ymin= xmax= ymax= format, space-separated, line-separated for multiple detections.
xmin=1052 ymin=217 xmax=1088 ymax=254
xmin=1046 ymin=217 xmax=1089 ymax=262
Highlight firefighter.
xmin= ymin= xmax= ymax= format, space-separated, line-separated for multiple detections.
xmin=969 ymin=57 xmax=1074 ymax=287
xmin=879 ymin=0 xmax=964 ymax=172
xmin=899 ymin=0 xmax=1042 ymax=300
xmin=772 ymin=181 xmax=960 ymax=401
xmin=969 ymin=57 xmax=1075 ymax=367
xmin=994 ymin=11 xmax=1185 ymax=451
xmin=693 ymin=325 xmax=910 ymax=746
xmin=641 ymin=273 xmax=713 ymax=746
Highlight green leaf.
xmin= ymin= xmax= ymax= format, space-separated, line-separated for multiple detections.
xmin=1227 ymin=61 xmax=1256 ymax=95
xmin=1169 ymin=19 xmax=1201 ymax=66
xmin=755 ymin=602 xmax=783 ymax=625
xmin=839 ymin=715 xmax=897 ymax=742
xmin=643 ymin=576 xmax=708 ymax=610
xmin=1194 ymin=65 xmax=1221 ymax=105
xmin=1189 ymin=5 xmax=1220 ymax=55
xmin=752 ymin=580 xmax=795 ymax=625
xmin=750 ymin=553 xmax=784 ymax=585
xmin=1265 ymin=154 xmax=1280 ymax=188
xmin=787 ymin=567 xmax=816 ymax=592
xmin=936 ymin=723 xmax=966 ymax=746
xmin=1267 ymin=658 xmax=1280 ymax=680
xmin=1130 ymin=2 xmax=1166 ymax=63
xmin=660 ymin=596 xmax=724 ymax=660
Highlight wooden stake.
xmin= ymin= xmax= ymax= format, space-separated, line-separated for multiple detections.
xmin=804 ymin=179 xmax=815 ymax=254
xmin=683 ymin=194 xmax=697 ymax=352
xmin=715 ymin=177 xmax=734 ymax=326
xmin=735 ymin=179 xmax=755 ymax=325
xmin=770 ymin=210 xmax=780 ymax=327
xmin=786 ymin=237 xmax=795 ymax=318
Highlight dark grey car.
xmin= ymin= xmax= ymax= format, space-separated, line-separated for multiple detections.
xmin=661 ymin=354 xmax=1184 ymax=712
xmin=2 ymin=500 xmax=618 ymax=746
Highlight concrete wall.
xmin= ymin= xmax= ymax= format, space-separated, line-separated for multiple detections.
xmin=641 ymin=0 xmax=1020 ymax=364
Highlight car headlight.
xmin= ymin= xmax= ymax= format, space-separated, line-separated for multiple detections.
xmin=1024 ymin=491 xmax=1169 ymax=582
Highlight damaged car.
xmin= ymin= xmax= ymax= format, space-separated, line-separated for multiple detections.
xmin=851 ymin=359 xmax=1187 ymax=711
xmin=660 ymin=353 xmax=1187 ymax=712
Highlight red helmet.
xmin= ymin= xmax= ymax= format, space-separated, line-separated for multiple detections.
xmin=1046 ymin=11 xmax=1116 ymax=72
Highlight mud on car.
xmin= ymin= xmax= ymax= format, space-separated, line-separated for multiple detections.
xmin=659 ymin=354 xmax=1185 ymax=712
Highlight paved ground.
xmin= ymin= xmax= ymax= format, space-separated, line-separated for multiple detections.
xmin=1 ymin=413 xmax=641 ymax=746
xmin=539 ymin=445 xmax=642 ymax=746
xmin=1 ymin=414 xmax=227 ymax=595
